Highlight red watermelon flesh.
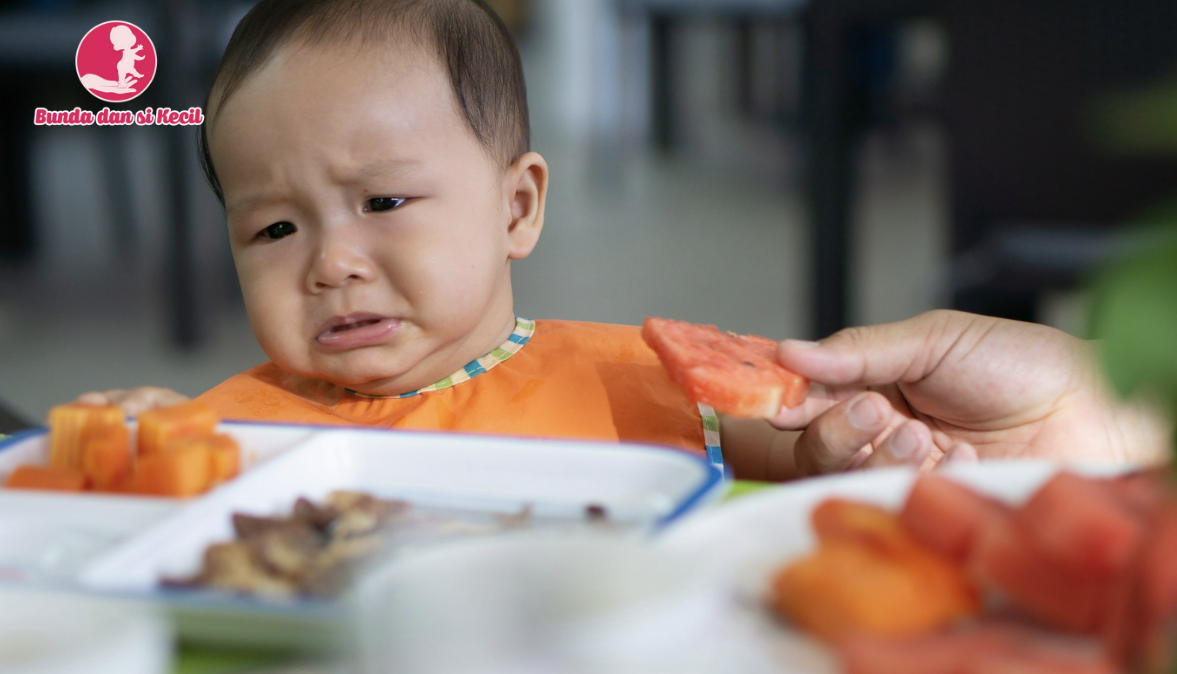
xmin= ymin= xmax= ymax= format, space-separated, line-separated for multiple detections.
xmin=1016 ymin=472 xmax=1144 ymax=581
xmin=971 ymin=514 xmax=1105 ymax=633
xmin=840 ymin=626 xmax=1118 ymax=674
xmin=641 ymin=317 xmax=808 ymax=418
xmin=1140 ymin=508 xmax=1177 ymax=626
xmin=900 ymin=475 xmax=1009 ymax=564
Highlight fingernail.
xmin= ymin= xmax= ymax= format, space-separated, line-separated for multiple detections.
xmin=945 ymin=444 xmax=979 ymax=464
xmin=783 ymin=339 xmax=820 ymax=349
xmin=888 ymin=424 xmax=921 ymax=459
xmin=846 ymin=395 xmax=883 ymax=430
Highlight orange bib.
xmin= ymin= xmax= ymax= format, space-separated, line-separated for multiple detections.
xmin=196 ymin=320 xmax=720 ymax=462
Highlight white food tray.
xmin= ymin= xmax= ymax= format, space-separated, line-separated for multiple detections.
xmin=0 ymin=422 xmax=315 ymax=584
xmin=81 ymin=426 xmax=725 ymax=594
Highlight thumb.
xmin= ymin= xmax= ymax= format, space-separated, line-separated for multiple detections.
xmin=777 ymin=310 xmax=983 ymax=388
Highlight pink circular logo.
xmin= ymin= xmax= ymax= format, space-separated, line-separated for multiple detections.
xmin=76 ymin=21 xmax=157 ymax=103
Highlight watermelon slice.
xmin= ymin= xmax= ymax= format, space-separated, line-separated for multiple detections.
xmin=641 ymin=317 xmax=809 ymax=418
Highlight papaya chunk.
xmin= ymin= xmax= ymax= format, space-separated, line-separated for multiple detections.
xmin=167 ymin=433 xmax=241 ymax=486
xmin=135 ymin=446 xmax=212 ymax=498
xmin=81 ymin=426 xmax=133 ymax=490
xmin=137 ymin=400 xmax=219 ymax=458
xmin=772 ymin=499 xmax=979 ymax=643
xmin=772 ymin=539 xmax=977 ymax=643
xmin=3 ymin=465 xmax=88 ymax=492
xmin=46 ymin=402 xmax=127 ymax=471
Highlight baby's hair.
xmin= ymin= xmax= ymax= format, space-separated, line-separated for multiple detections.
xmin=198 ymin=0 xmax=529 ymax=205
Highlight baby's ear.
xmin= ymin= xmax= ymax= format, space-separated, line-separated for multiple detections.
xmin=505 ymin=152 xmax=548 ymax=260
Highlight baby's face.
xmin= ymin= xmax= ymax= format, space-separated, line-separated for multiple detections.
xmin=209 ymin=40 xmax=528 ymax=395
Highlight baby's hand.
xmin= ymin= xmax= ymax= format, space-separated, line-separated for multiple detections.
xmin=74 ymin=387 xmax=189 ymax=417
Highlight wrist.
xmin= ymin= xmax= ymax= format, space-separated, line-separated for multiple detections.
xmin=1112 ymin=395 xmax=1172 ymax=466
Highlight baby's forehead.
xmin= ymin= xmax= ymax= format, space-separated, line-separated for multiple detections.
xmin=212 ymin=33 xmax=453 ymax=125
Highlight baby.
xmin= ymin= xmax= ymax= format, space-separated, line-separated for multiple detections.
xmin=110 ymin=24 xmax=145 ymax=88
xmin=79 ymin=0 xmax=819 ymax=480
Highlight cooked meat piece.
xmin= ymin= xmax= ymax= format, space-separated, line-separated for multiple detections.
xmin=293 ymin=497 xmax=339 ymax=532
xmin=585 ymin=504 xmax=609 ymax=521
xmin=328 ymin=491 xmax=410 ymax=525
xmin=250 ymin=523 xmax=324 ymax=580
xmin=233 ymin=513 xmax=294 ymax=539
xmin=202 ymin=541 xmax=299 ymax=598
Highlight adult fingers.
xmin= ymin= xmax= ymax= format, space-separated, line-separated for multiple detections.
xmin=856 ymin=419 xmax=933 ymax=470
xmin=938 ymin=442 xmax=979 ymax=467
xmin=792 ymin=391 xmax=892 ymax=477
xmin=777 ymin=310 xmax=985 ymax=389
xmin=768 ymin=381 xmax=859 ymax=430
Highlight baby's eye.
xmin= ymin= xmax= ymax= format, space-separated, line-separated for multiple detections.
xmin=366 ymin=197 xmax=406 ymax=213
xmin=258 ymin=221 xmax=297 ymax=240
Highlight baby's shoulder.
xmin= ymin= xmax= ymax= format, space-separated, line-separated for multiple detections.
xmin=531 ymin=319 xmax=652 ymax=362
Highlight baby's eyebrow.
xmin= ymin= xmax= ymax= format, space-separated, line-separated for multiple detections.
xmin=225 ymin=193 xmax=283 ymax=217
xmin=342 ymin=158 xmax=423 ymax=182
xmin=225 ymin=159 xmax=425 ymax=215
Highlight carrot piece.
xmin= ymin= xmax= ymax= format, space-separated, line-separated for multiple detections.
xmin=47 ymin=402 xmax=126 ymax=471
xmin=134 ymin=446 xmax=212 ymax=497
xmin=167 ymin=434 xmax=240 ymax=486
xmin=3 ymin=465 xmax=88 ymax=492
xmin=81 ymin=425 xmax=133 ymax=490
xmin=136 ymin=400 xmax=219 ymax=458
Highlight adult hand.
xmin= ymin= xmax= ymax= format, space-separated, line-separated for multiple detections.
xmin=771 ymin=310 xmax=1169 ymax=478
xmin=74 ymin=386 xmax=190 ymax=417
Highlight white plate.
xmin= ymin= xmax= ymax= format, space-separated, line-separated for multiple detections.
xmin=653 ymin=460 xmax=1129 ymax=674
xmin=79 ymin=426 xmax=724 ymax=649
xmin=0 ymin=422 xmax=313 ymax=584
xmin=0 ymin=587 xmax=171 ymax=674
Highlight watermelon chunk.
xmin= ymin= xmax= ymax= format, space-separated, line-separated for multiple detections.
xmin=971 ymin=514 xmax=1105 ymax=633
xmin=840 ymin=626 xmax=1117 ymax=674
xmin=900 ymin=475 xmax=1009 ymax=564
xmin=1016 ymin=472 xmax=1144 ymax=581
xmin=641 ymin=317 xmax=808 ymax=418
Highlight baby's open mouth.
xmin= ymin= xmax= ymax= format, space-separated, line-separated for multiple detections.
xmin=327 ymin=318 xmax=381 ymax=333
xmin=316 ymin=314 xmax=399 ymax=349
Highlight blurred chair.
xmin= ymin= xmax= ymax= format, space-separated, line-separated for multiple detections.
xmin=803 ymin=0 xmax=1177 ymax=335
xmin=941 ymin=0 xmax=1177 ymax=322
xmin=615 ymin=0 xmax=809 ymax=152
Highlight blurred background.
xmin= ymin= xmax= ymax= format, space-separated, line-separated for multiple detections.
xmin=3 ymin=0 xmax=1177 ymax=426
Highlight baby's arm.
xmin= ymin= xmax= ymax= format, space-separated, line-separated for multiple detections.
xmin=75 ymin=386 xmax=189 ymax=416
xmin=720 ymin=416 xmax=802 ymax=481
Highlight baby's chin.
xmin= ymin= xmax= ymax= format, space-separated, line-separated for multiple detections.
xmin=295 ymin=359 xmax=444 ymax=397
